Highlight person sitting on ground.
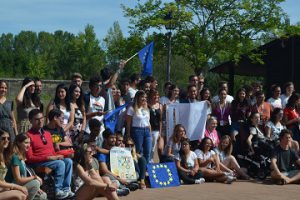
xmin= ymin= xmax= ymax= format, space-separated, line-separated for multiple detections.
xmin=195 ymin=137 xmax=236 ymax=184
xmin=73 ymin=143 xmax=119 ymax=200
xmin=214 ymin=135 xmax=250 ymax=180
xmin=160 ymin=124 xmax=187 ymax=163
xmin=124 ymin=137 xmax=147 ymax=190
xmin=5 ymin=134 xmax=47 ymax=200
xmin=271 ymin=129 xmax=300 ymax=185
xmin=0 ymin=129 xmax=28 ymax=200
xmin=97 ymin=129 xmax=130 ymax=196
xmin=25 ymin=109 xmax=74 ymax=199
xmin=175 ymin=138 xmax=205 ymax=184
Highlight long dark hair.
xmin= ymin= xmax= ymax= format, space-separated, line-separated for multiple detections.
xmin=54 ymin=83 xmax=71 ymax=111
xmin=200 ymin=87 xmax=211 ymax=102
xmin=286 ymin=93 xmax=300 ymax=108
xmin=179 ymin=138 xmax=191 ymax=169
xmin=270 ymin=108 xmax=283 ymax=123
xmin=199 ymin=137 xmax=213 ymax=152
xmin=69 ymin=83 xmax=85 ymax=113
xmin=21 ymin=77 xmax=42 ymax=108
xmin=0 ymin=129 xmax=12 ymax=165
xmin=73 ymin=143 xmax=89 ymax=169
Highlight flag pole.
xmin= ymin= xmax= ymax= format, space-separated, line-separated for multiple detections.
xmin=125 ymin=52 xmax=138 ymax=63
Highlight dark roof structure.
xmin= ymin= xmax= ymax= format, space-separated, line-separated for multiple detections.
xmin=210 ymin=35 xmax=300 ymax=94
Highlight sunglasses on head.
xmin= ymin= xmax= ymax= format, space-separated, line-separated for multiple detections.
xmin=126 ymin=143 xmax=134 ymax=147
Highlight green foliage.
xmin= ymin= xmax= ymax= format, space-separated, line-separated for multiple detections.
xmin=0 ymin=25 xmax=105 ymax=80
xmin=122 ymin=0 xmax=288 ymax=74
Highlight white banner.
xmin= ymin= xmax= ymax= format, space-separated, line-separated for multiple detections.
xmin=166 ymin=102 xmax=208 ymax=141
xmin=110 ymin=147 xmax=137 ymax=182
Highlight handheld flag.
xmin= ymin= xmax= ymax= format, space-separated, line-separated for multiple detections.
xmin=104 ymin=103 xmax=128 ymax=133
xmin=147 ymin=162 xmax=180 ymax=188
xmin=138 ymin=41 xmax=154 ymax=77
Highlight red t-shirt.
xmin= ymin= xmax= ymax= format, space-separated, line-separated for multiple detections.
xmin=283 ymin=107 xmax=299 ymax=129
xmin=26 ymin=129 xmax=57 ymax=163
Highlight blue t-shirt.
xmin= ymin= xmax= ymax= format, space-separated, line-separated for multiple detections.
xmin=97 ymin=152 xmax=110 ymax=170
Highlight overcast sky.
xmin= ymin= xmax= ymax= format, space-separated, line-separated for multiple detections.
xmin=0 ymin=0 xmax=299 ymax=40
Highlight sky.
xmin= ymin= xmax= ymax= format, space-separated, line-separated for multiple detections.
xmin=0 ymin=0 xmax=299 ymax=40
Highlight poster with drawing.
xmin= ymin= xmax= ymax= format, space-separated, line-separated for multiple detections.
xmin=110 ymin=147 xmax=137 ymax=182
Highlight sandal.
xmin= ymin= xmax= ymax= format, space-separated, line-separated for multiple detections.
xmin=139 ymin=182 xmax=147 ymax=190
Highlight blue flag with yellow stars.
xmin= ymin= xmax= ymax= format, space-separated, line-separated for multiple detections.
xmin=104 ymin=103 xmax=127 ymax=133
xmin=147 ymin=162 xmax=180 ymax=188
xmin=138 ymin=41 xmax=154 ymax=77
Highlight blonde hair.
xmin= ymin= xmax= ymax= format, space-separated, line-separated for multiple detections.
xmin=125 ymin=137 xmax=138 ymax=162
xmin=133 ymin=90 xmax=149 ymax=114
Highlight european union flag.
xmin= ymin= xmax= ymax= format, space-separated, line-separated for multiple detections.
xmin=138 ymin=41 xmax=154 ymax=77
xmin=147 ymin=162 xmax=180 ymax=188
xmin=104 ymin=104 xmax=128 ymax=133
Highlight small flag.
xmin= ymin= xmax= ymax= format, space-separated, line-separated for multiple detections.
xmin=147 ymin=162 xmax=180 ymax=188
xmin=104 ymin=103 xmax=128 ymax=133
xmin=138 ymin=41 xmax=154 ymax=77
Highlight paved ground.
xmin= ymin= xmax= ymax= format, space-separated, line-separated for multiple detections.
xmin=96 ymin=180 xmax=300 ymax=200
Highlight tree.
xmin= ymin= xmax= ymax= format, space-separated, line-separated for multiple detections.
xmin=122 ymin=0 xmax=288 ymax=74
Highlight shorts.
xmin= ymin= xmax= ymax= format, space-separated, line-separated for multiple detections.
xmin=282 ymin=170 xmax=300 ymax=178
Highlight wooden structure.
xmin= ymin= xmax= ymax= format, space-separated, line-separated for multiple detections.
xmin=210 ymin=35 xmax=300 ymax=94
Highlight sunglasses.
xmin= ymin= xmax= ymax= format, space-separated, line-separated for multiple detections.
xmin=1 ymin=136 xmax=10 ymax=141
xmin=40 ymin=130 xmax=47 ymax=145
xmin=126 ymin=143 xmax=134 ymax=147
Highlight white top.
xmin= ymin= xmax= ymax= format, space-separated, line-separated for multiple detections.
xmin=159 ymin=96 xmax=169 ymax=105
xmin=175 ymin=151 xmax=197 ymax=169
xmin=60 ymin=107 xmax=70 ymax=125
xmin=267 ymin=97 xmax=282 ymax=109
xmin=212 ymin=95 xmax=234 ymax=104
xmin=163 ymin=140 xmax=181 ymax=157
xmin=280 ymin=94 xmax=290 ymax=108
xmin=214 ymin=148 xmax=229 ymax=163
xmin=195 ymin=149 xmax=215 ymax=168
xmin=128 ymin=87 xmax=138 ymax=99
xmin=250 ymin=127 xmax=265 ymax=140
xmin=266 ymin=121 xmax=285 ymax=140
xmin=85 ymin=94 xmax=105 ymax=133
xmin=127 ymin=106 xmax=150 ymax=127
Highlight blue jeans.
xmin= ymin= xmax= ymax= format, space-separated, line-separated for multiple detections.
xmin=30 ymin=158 xmax=73 ymax=192
xmin=131 ymin=127 xmax=152 ymax=163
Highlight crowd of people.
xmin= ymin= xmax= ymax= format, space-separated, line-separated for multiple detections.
xmin=0 ymin=60 xmax=300 ymax=200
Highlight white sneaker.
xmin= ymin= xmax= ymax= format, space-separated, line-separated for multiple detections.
xmin=56 ymin=190 xmax=69 ymax=199
xmin=195 ymin=178 xmax=205 ymax=184
xmin=225 ymin=175 xmax=236 ymax=184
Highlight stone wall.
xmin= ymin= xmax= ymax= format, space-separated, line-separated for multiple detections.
xmin=1 ymin=78 xmax=89 ymax=103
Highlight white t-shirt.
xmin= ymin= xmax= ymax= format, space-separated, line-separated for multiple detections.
xmin=250 ymin=127 xmax=265 ymax=140
xmin=128 ymin=87 xmax=138 ymax=99
xmin=175 ymin=151 xmax=197 ymax=169
xmin=159 ymin=96 xmax=169 ymax=105
xmin=212 ymin=95 xmax=234 ymax=104
xmin=163 ymin=140 xmax=181 ymax=157
xmin=267 ymin=97 xmax=282 ymax=109
xmin=280 ymin=94 xmax=290 ymax=108
xmin=85 ymin=95 xmax=105 ymax=133
xmin=127 ymin=106 xmax=150 ymax=127
xmin=266 ymin=121 xmax=285 ymax=140
xmin=214 ymin=148 xmax=228 ymax=163
xmin=195 ymin=149 xmax=215 ymax=168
